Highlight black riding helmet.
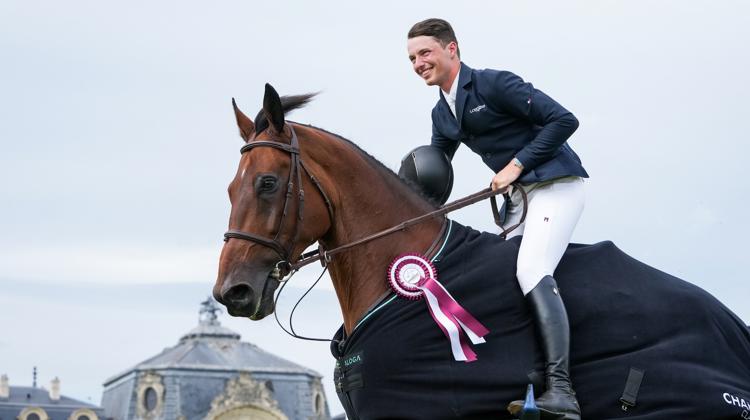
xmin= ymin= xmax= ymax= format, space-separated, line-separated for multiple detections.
xmin=398 ymin=145 xmax=454 ymax=205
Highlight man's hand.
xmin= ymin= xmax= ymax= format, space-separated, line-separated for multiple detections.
xmin=491 ymin=161 xmax=523 ymax=192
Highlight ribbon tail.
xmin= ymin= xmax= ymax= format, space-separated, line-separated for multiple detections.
xmin=422 ymin=287 xmax=474 ymax=362
xmin=423 ymin=277 xmax=490 ymax=340
xmin=456 ymin=318 xmax=486 ymax=345
xmin=457 ymin=329 xmax=478 ymax=362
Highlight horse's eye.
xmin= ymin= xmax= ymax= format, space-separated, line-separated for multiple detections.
xmin=256 ymin=175 xmax=278 ymax=193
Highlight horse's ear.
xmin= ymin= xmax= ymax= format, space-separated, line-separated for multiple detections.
xmin=232 ymin=98 xmax=255 ymax=142
xmin=262 ymin=83 xmax=285 ymax=134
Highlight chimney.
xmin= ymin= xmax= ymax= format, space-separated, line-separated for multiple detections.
xmin=0 ymin=374 xmax=8 ymax=399
xmin=49 ymin=377 xmax=60 ymax=401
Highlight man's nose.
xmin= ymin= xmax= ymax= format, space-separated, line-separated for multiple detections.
xmin=414 ymin=57 xmax=424 ymax=71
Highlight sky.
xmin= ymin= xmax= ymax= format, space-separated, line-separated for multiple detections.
xmin=1 ymin=0 xmax=749 ymax=417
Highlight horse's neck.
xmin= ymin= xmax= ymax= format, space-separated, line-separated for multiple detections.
xmin=310 ymin=139 xmax=443 ymax=334
xmin=327 ymin=215 xmax=442 ymax=334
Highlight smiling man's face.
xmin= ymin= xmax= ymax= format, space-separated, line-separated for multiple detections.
xmin=407 ymin=35 xmax=459 ymax=92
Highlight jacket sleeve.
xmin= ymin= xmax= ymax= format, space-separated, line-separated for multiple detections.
xmin=430 ymin=110 xmax=460 ymax=160
xmin=487 ymin=71 xmax=579 ymax=170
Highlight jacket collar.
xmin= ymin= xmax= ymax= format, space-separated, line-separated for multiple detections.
xmin=454 ymin=62 xmax=472 ymax=128
xmin=438 ymin=62 xmax=472 ymax=127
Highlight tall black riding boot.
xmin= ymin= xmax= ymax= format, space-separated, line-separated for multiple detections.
xmin=507 ymin=276 xmax=581 ymax=420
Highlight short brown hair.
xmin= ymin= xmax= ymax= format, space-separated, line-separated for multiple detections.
xmin=408 ymin=18 xmax=460 ymax=58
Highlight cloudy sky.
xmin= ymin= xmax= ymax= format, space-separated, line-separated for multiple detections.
xmin=2 ymin=0 xmax=748 ymax=416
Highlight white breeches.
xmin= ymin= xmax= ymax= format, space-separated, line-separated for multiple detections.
xmin=502 ymin=177 xmax=586 ymax=295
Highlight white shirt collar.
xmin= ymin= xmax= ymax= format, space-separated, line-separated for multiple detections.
xmin=441 ymin=68 xmax=460 ymax=118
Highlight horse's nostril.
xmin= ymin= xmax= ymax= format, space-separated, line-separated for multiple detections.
xmin=223 ymin=284 xmax=254 ymax=307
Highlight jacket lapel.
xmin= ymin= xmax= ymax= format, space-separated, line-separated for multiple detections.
xmin=454 ymin=63 xmax=472 ymax=129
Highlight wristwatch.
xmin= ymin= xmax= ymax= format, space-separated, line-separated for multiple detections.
xmin=512 ymin=157 xmax=524 ymax=169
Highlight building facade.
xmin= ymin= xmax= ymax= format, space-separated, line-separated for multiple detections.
xmin=0 ymin=374 xmax=105 ymax=420
xmin=100 ymin=299 xmax=330 ymax=420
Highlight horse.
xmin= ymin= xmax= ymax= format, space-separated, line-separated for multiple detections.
xmin=213 ymin=84 xmax=750 ymax=420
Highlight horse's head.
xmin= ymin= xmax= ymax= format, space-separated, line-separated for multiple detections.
xmin=214 ymin=84 xmax=331 ymax=319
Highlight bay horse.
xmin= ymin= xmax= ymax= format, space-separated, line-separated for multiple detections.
xmin=213 ymin=84 xmax=750 ymax=420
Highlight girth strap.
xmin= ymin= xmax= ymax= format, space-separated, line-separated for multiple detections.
xmin=619 ymin=367 xmax=645 ymax=411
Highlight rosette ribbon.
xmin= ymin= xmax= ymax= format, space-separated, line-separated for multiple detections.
xmin=388 ymin=254 xmax=490 ymax=362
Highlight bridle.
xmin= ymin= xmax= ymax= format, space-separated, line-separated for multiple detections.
xmin=222 ymin=123 xmax=527 ymax=341
xmin=224 ymin=124 xmax=528 ymax=281
xmin=223 ymin=125 xmax=334 ymax=280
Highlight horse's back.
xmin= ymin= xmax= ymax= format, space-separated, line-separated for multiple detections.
xmin=332 ymin=222 xmax=750 ymax=419
xmin=555 ymin=239 xmax=750 ymax=418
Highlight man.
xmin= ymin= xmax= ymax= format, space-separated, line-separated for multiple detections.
xmin=407 ymin=18 xmax=587 ymax=419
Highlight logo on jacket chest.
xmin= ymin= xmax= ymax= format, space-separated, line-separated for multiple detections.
xmin=469 ymin=104 xmax=486 ymax=114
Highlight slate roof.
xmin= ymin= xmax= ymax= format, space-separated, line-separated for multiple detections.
xmin=0 ymin=386 xmax=104 ymax=420
xmin=1 ymin=386 xmax=98 ymax=407
xmin=103 ymin=302 xmax=319 ymax=386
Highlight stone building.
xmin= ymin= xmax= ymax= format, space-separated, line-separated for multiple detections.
xmin=0 ymin=373 xmax=105 ymax=420
xmin=100 ymin=298 xmax=329 ymax=420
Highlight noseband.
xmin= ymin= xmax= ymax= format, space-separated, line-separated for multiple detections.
xmin=223 ymin=125 xmax=334 ymax=279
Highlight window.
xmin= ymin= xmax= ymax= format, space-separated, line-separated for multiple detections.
xmin=70 ymin=407 xmax=99 ymax=420
xmin=314 ymin=393 xmax=325 ymax=416
xmin=135 ymin=372 xmax=163 ymax=419
xmin=144 ymin=387 xmax=158 ymax=412
xmin=18 ymin=408 xmax=48 ymax=420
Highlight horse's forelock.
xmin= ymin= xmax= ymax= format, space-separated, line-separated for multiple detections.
xmin=254 ymin=93 xmax=317 ymax=135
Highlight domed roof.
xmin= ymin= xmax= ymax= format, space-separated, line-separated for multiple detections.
xmin=177 ymin=300 xmax=241 ymax=342
xmin=103 ymin=298 xmax=318 ymax=386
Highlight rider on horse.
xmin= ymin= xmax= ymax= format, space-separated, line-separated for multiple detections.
xmin=407 ymin=18 xmax=588 ymax=419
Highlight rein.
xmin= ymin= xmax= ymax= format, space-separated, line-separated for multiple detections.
xmin=292 ymin=185 xmax=526 ymax=271
xmin=224 ymin=124 xmax=528 ymax=277
xmin=223 ymin=124 xmax=528 ymax=341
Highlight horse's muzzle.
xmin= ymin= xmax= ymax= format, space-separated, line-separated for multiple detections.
xmin=218 ymin=269 xmax=279 ymax=319
xmin=221 ymin=281 xmax=256 ymax=316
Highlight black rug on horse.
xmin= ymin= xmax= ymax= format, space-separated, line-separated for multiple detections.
xmin=331 ymin=221 xmax=750 ymax=419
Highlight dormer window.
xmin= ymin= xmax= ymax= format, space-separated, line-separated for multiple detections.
xmin=135 ymin=372 xmax=164 ymax=419
xmin=70 ymin=407 xmax=99 ymax=420
xmin=314 ymin=392 xmax=325 ymax=417
xmin=18 ymin=407 xmax=48 ymax=420
xmin=144 ymin=387 xmax=158 ymax=412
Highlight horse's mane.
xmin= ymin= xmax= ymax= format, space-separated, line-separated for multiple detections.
xmin=252 ymin=93 xmax=439 ymax=209
xmin=303 ymin=124 xmax=440 ymax=209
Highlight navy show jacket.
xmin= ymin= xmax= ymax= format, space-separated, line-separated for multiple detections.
xmin=431 ymin=63 xmax=589 ymax=183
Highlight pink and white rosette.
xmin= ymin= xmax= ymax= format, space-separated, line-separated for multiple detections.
xmin=388 ymin=254 xmax=490 ymax=362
